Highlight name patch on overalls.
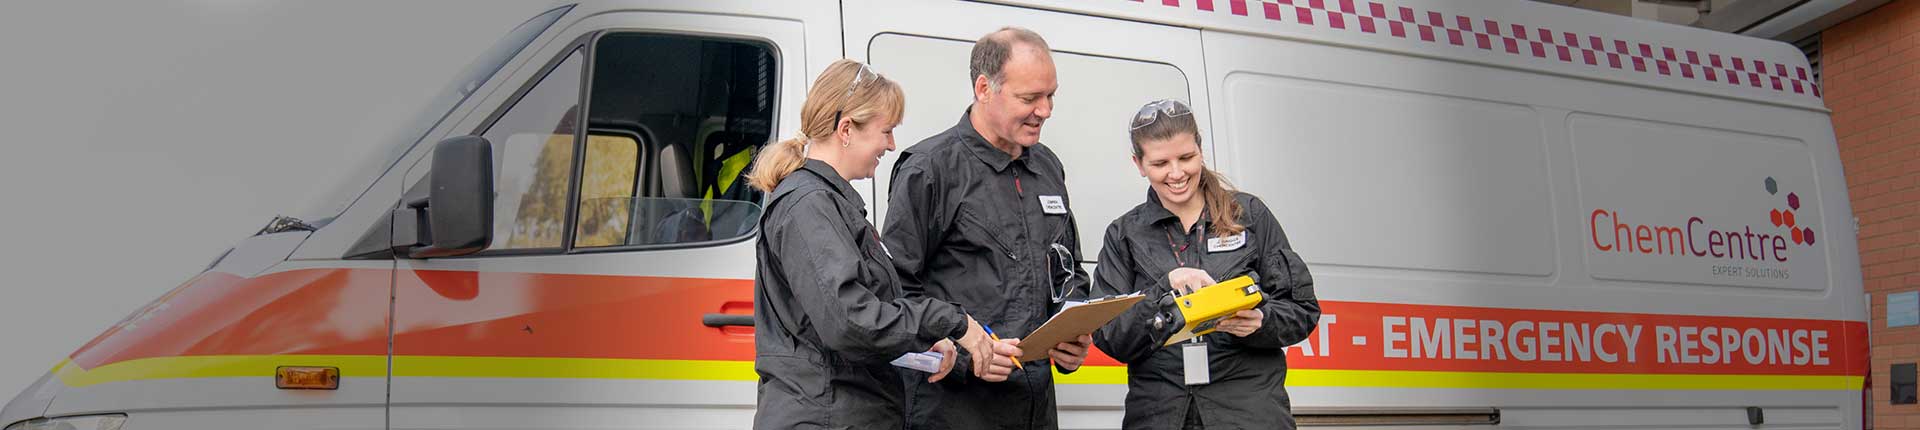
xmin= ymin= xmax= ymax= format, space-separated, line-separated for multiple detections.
xmin=1039 ymin=195 xmax=1068 ymax=215
xmin=1207 ymin=231 xmax=1247 ymax=252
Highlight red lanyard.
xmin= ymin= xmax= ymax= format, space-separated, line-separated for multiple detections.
xmin=1165 ymin=228 xmax=1189 ymax=267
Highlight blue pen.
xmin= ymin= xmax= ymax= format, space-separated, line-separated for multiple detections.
xmin=980 ymin=323 xmax=1022 ymax=370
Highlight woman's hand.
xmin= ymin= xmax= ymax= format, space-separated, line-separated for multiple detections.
xmin=1048 ymin=334 xmax=1094 ymax=372
xmin=1216 ymin=309 xmax=1264 ymax=337
xmin=1166 ymin=267 xmax=1216 ymax=295
xmin=926 ymin=339 xmax=958 ymax=382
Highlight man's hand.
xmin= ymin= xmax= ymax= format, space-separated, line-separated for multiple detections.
xmin=976 ymin=338 xmax=1023 ymax=382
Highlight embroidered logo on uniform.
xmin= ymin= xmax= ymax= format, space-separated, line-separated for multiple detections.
xmin=1207 ymin=231 xmax=1247 ymax=252
xmin=1039 ymin=195 xmax=1068 ymax=215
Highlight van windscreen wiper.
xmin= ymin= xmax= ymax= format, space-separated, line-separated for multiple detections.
xmin=255 ymin=215 xmax=317 ymax=236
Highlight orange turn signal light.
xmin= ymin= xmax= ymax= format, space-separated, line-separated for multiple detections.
xmin=275 ymin=366 xmax=339 ymax=390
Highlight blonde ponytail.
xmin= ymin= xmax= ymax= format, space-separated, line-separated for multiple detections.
xmin=746 ymin=137 xmax=809 ymax=193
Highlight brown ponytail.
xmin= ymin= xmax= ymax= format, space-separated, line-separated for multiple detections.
xmin=1128 ymin=99 xmax=1243 ymax=237
xmin=745 ymin=59 xmax=907 ymax=192
xmin=1195 ymin=166 xmax=1244 ymax=237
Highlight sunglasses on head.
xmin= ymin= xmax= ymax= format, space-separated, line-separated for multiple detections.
xmin=846 ymin=63 xmax=872 ymax=98
xmin=1129 ymin=99 xmax=1193 ymax=131
xmin=835 ymin=63 xmax=875 ymax=129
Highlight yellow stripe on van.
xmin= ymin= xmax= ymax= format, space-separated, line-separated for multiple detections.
xmin=53 ymin=355 xmax=387 ymax=388
xmin=52 ymin=356 xmax=1858 ymax=392
xmin=1057 ymin=366 xmax=1861 ymax=391
xmin=1053 ymin=365 xmax=1130 ymax=385
xmin=391 ymin=356 xmax=758 ymax=381
xmin=1287 ymin=369 xmax=1863 ymax=391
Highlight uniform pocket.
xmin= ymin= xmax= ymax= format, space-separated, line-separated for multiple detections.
xmin=957 ymin=208 xmax=1019 ymax=261
xmin=756 ymin=354 xmax=835 ymax=408
xmin=852 ymin=225 xmax=899 ymax=298
xmin=950 ymin=209 xmax=1015 ymax=321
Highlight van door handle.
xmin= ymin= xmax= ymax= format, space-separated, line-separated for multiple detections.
xmin=702 ymin=313 xmax=755 ymax=327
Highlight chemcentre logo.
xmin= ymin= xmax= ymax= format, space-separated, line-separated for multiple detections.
xmin=1589 ymin=177 xmax=1815 ymax=263
xmin=1763 ymin=176 xmax=1817 ymax=247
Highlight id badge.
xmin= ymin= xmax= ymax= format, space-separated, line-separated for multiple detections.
xmin=1039 ymin=195 xmax=1068 ymax=215
xmin=1183 ymin=340 xmax=1210 ymax=385
xmin=1207 ymin=231 xmax=1247 ymax=252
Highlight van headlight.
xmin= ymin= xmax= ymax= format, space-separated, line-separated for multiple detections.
xmin=5 ymin=415 xmax=126 ymax=430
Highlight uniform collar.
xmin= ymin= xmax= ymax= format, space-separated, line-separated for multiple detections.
xmin=797 ymin=158 xmax=865 ymax=210
xmin=1143 ymin=188 xmax=1211 ymax=234
xmin=955 ymin=108 xmax=1038 ymax=174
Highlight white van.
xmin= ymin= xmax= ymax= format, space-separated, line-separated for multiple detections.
xmin=2 ymin=0 xmax=1866 ymax=429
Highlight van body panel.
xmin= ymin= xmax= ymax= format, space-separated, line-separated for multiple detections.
xmin=1200 ymin=8 xmax=1861 ymax=426
xmin=209 ymin=232 xmax=311 ymax=278
xmin=39 ymin=265 xmax=390 ymax=428
xmin=0 ymin=370 xmax=56 ymax=426
xmin=5 ymin=1 xmax=1868 ymax=429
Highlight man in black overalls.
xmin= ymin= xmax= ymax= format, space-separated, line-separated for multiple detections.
xmin=884 ymin=27 xmax=1094 ymax=430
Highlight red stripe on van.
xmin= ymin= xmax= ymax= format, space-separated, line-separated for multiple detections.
xmin=70 ymin=269 xmax=392 ymax=370
xmin=1288 ymin=301 xmax=1861 ymax=377
xmin=391 ymin=270 xmax=757 ymax=361
xmin=68 ymin=268 xmax=1861 ymax=380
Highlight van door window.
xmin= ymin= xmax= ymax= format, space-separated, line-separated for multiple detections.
xmin=573 ymin=33 xmax=776 ymax=249
xmin=574 ymin=133 xmax=643 ymax=248
xmin=478 ymin=49 xmax=585 ymax=250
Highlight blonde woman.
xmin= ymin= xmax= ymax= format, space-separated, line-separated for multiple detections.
xmin=745 ymin=59 xmax=1021 ymax=430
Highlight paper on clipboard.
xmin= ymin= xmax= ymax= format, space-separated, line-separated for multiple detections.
xmin=1015 ymin=293 xmax=1145 ymax=362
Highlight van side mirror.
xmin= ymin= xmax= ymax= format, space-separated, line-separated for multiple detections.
xmin=398 ymin=136 xmax=495 ymax=259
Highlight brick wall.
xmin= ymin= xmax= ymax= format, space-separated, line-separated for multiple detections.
xmin=1824 ymin=0 xmax=1920 ymax=427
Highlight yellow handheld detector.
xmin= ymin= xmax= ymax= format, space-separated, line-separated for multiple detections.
xmin=1162 ymin=275 xmax=1262 ymax=346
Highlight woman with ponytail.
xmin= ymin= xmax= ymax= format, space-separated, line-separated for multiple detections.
xmin=1089 ymin=99 xmax=1322 ymax=429
xmin=746 ymin=59 xmax=1020 ymax=430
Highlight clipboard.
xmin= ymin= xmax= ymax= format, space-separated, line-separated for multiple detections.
xmin=1015 ymin=293 xmax=1145 ymax=362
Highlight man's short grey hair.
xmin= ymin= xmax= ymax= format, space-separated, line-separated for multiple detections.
xmin=970 ymin=26 xmax=1051 ymax=91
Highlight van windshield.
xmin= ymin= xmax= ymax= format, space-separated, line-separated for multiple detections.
xmin=295 ymin=5 xmax=573 ymax=226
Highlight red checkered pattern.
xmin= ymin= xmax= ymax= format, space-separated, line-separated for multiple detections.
xmin=1131 ymin=0 xmax=1821 ymax=98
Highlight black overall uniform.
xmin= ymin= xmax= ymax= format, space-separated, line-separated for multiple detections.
xmin=754 ymin=160 xmax=971 ymax=430
xmin=883 ymin=110 xmax=1092 ymax=430
xmin=1091 ymin=191 xmax=1320 ymax=429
